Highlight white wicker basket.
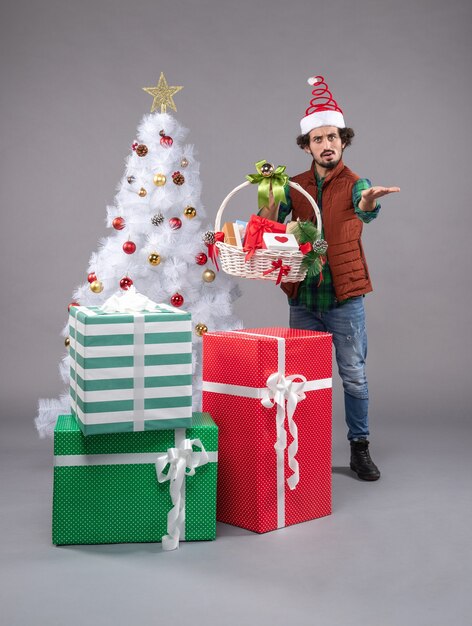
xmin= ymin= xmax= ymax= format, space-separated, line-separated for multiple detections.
xmin=214 ymin=180 xmax=322 ymax=283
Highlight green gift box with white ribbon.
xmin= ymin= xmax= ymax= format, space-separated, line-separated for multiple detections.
xmin=69 ymin=296 xmax=193 ymax=435
xmin=53 ymin=413 xmax=218 ymax=549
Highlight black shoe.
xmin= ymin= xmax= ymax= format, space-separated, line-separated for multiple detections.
xmin=350 ymin=440 xmax=381 ymax=481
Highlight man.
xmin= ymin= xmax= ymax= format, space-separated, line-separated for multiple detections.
xmin=261 ymin=76 xmax=399 ymax=480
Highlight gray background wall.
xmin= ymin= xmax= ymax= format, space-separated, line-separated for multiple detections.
xmin=2 ymin=0 xmax=470 ymax=428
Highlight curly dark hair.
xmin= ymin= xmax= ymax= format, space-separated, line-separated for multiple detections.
xmin=296 ymin=127 xmax=355 ymax=150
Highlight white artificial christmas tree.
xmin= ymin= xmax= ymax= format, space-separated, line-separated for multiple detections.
xmin=36 ymin=73 xmax=242 ymax=437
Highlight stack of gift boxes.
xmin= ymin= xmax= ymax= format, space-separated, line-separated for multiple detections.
xmin=53 ymin=291 xmax=333 ymax=550
xmin=53 ymin=300 xmax=218 ymax=550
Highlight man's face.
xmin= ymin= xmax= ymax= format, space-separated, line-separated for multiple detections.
xmin=304 ymin=126 xmax=345 ymax=171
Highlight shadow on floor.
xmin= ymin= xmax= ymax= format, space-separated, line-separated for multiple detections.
xmin=332 ymin=465 xmax=362 ymax=481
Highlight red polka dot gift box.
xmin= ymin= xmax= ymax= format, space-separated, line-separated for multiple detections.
xmin=202 ymin=328 xmax=332 ymax=534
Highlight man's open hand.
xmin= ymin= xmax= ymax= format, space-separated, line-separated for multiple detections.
xmin=359 ymin=186 xmax=400 ymax=212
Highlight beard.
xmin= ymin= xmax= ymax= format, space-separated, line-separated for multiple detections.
xmin=314 ymin=154 xmax=341 ymax=170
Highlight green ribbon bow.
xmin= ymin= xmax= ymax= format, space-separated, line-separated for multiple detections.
xmin=246 ymin=160 xmax=289 ymax=209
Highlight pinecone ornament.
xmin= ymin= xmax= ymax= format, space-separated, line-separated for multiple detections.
xmin=313 ymin=239 xmax=328 ymax=255
xmin=203 ymin=231 xmax=216 ymax=245
xmin=136 ymin=144 xmax=148 ymax=157
xmin=151 ymin=213 xmax=165 ymax=226
xmin=172 ymin=171 xmax=185 ymax=185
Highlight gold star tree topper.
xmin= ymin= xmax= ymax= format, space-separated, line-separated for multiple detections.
xmin=142 ymin=72 xmax=183 ymax=113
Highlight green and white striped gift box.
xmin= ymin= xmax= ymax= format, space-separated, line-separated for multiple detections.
xmin=69 ymin=304 xmax=193 ymax=436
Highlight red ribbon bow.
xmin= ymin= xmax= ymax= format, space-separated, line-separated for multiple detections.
xmin=298 ymin=242 xmax=313 ymax=255
xmin=317 ymin=255 xmax=327 ymax=286
xmin=243 ymin=214 xmax=287 ymax=261
xmin=263 ymin=258 xmax=291 ymax=285
xmin=206 ymin=232 xmax=224 ymax=271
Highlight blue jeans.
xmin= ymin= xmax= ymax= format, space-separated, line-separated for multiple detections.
xmin=289 ymin=297 xmax=369 ymax=441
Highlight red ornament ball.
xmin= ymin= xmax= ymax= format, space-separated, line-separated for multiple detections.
xmin=87 ymin=272 xmax=97 ymax=283
xmin=170 ymin=293 xmax=184 ymax=307
xmin=195 ymin=252 xmax=208 ymax=265
xmin=112 ymin=217 xmax=125 ymax=230
xmin=68 ymin=301 xmax=80 ymax=312
xmin=120 ymin=277 xmax=133 ymax=290
xmin=123 ymin=241 xmax=136 ymax=254
xmin=169 ymin=217 xmax=182 ymax=230
xmin=159 ymin=130 xmax=173 ymax=147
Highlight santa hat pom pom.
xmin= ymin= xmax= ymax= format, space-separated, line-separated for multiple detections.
xmin=307 ymin=77 xmax=319 ymax=86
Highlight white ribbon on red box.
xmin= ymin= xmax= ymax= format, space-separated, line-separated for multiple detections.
xmin=202 ymin=330 xmax=332 ymax=528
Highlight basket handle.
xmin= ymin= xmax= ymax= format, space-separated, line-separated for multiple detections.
xmin=214 ymin=180 xmax=322 ymax=234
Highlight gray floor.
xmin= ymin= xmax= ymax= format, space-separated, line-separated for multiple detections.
xmin=1 ymin=415 xmax=471 ymax=626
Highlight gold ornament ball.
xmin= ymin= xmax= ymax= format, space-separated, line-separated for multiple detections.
xmin=90 ymin=280 xmax=104 ymax=294
xmin=261 ymin=162 xmax=275 ymax=177
xmin=153 ymin=173 xmax=167 ymax=186
xmin=202 ymin=269 xmax=216 ymax=283
xmin=64 ymin=337 xmax=70 ymax=348
xmin=184 ymin=206 xmax=197 ymax=219
xmin=148 ymin=252 xmax=161 ymax=266
xmin=195 ymin=323 xmax=208 ymax=337
xmin=138 ymin=187 xmax=147 ymax=197
xmin=180 ymin=157 xmax=189 ymax=168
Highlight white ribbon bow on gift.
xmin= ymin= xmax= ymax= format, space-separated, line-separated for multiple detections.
xmin=156 ymin=438 xmax=209 ymax=551
xmin=100 ymin=286 xmax=157 ymax=314
xmin=261 ymin=372 xmax=307 ymax=490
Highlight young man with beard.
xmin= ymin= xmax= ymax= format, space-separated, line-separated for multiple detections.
xmin=261 ymin=76 xmax=399 ymax=480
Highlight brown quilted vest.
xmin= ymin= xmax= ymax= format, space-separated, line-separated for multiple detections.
xmin=281 ymin=158 xmax=373 ymax=300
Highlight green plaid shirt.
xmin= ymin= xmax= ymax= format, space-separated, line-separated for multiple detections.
xmin=278 ymin=174 xmax=380 ymax=312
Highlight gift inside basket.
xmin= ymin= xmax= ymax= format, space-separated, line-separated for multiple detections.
xmin=213 ymin=165 xmax=325 ymax=284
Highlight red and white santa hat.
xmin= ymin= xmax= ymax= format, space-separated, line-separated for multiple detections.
xmin=300 ymin=76 xmax=345 ymax=135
